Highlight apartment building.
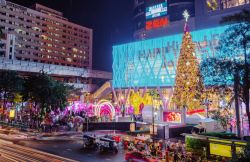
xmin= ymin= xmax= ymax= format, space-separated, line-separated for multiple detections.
xmin=0 ymin=0 xmax=112 ymax=95
xmin=0 ymin=1 xmax=92 ymax=68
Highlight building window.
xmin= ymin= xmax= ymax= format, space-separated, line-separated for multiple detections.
xmin=207 ymin=0 xmax=250 ymax=11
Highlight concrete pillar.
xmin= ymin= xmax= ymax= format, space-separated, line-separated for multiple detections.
xmin=6 ymin=34 xmax=15 ymax=60
xmin=181 ymin=107 xmax=186 ymax=124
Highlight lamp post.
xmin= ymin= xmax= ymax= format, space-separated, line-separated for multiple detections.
xmin=149 ymin=89 xmax=161 ymax=143
xmin=204 ymin=98 xmax=211 ymax=118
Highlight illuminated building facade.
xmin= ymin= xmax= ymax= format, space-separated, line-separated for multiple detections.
xmin=113 ymin=25 xmax=229 ymax=88
xmin=113 ymin=25 xmax=228 ymax=113
xmin=133 ymin=0 xmax=249 ymax=40
xmin=113 ymin=1 xmax=250 ymax=122
xmin=0 ymin=1 xmax=92 ymax=68
xmin=0 ymin=1 xmax=112 ymax=94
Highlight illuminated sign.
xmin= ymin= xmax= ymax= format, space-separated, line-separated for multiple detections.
xmin=210 ymin=143 xmax=232 ymax=157
xmin=9 ymin=109 xmax=15 ymax=118
xmin=146 ymin=2 xmax=167 ymax=20
xmin=163 ymin=112 xmax=181 ymax=123
xmin=146 ymin=17 xmax=169 ymax=30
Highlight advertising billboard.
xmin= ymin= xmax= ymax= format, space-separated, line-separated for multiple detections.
xmin=146 ymin=2 xmax=167 ymax=20
xmin=146 ymin=17 xmax=169 ymax=30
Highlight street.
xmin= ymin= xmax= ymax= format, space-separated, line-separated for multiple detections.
xmin=16 ymin=139 xmax=126 ymax=162
xmin=0 ymin=139 xmax=77 ymax=162
xmin=0 ymin=127 xmax=127 ymax=162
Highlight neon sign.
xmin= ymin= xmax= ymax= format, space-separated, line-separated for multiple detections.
xmin=146 ymin=2 xmax=167 ymax=20
xmin=146 ymin=17 xmax=169 ymax=30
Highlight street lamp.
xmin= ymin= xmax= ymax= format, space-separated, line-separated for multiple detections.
xmin=203 ymin=98 xmax=212 ymax=118
xmin=149 ymin=89 xmax=161 ymax=142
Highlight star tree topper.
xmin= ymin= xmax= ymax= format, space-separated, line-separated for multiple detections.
xmin=183 ymin=10 xmax=190 ymax=32
xmin=183 ymin=10 xmax=190 ymax=22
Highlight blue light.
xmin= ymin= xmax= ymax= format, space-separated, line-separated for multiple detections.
xmin=112 ymin=25 xmax=231 ymax=88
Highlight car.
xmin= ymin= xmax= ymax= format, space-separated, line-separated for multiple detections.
xmin=125 ymin=151 xmax=158 ymax=162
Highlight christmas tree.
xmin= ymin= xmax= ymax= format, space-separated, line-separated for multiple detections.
xmin=172 ymin=10 xmax=204 ymax=110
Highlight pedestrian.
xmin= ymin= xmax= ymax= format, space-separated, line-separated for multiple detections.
xmin=173 ymin=150 xmax=178 ymax=162
xmin=165 ymin=149 xmax=169 ymax=162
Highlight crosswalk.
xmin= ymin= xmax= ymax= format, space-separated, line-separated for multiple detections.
xmin=0 ymin=140 xmax=78 ymax=162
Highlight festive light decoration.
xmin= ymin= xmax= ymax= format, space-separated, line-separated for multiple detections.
xmin=94 ymin=100 xmax=116 ymax=119
xmin=200 ymin=58 xmax=235 ymax=86
xmin=64 ymin=100 xmax=117 ymax=119
xmin=172 ymin=18 xmax=204 ymax=110
xmin=129 ymin=90 xmax=161 ymax=114
xmin=206 ymin=0 xmax=218 ymax=11
xmin=204 ymin=87 xmax=233 ymax=109
xmin=183 ymin=10 xmax=190 ymax=22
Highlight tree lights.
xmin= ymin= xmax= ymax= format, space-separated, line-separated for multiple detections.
xmin=172 ymin=11 xmax=204 ymax=111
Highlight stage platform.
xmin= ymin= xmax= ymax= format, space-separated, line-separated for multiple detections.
xmin=83 ymin=121 xmax=194 ymax=139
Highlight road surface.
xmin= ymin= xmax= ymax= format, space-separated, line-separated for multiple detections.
xmin=17 ymin=140 xmax=126 ymax=162
xmin=0 ymin=139 xmax=77 ymax=162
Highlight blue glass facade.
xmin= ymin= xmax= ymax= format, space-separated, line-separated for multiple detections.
xmin=113 ymin=25 xmax=230 ymax=88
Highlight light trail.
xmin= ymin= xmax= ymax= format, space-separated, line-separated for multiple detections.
xmin=0 ymin=139 xmax=78 ymax=162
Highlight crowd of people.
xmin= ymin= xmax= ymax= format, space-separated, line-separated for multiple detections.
xmin=123 ymin=136 xmax=202 ymax=162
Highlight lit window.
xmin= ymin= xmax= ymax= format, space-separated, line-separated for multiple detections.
xmin=66 ymin=58 xmax=72 ymax=62
xmin=72 ymin=48 xmax=78 ymax=52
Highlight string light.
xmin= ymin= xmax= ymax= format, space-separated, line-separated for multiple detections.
xmin=172 ymin=27 xmax=205 ymax=110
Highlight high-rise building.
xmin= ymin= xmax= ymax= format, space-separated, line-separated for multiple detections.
xmin=112 ymin=0 xmax=250 ymax=123
xmin=133 ymin=0 xmax=249 ymax=40
xmin=0 ymin=1 xmax=112 ymax=96
xmin=0 ymin=1 xmax=92 ymax=68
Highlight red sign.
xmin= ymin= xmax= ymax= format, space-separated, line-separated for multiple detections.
xmin=187 ymin=109 xmax=205 ymax=115
xmin=146 ymin=17 xmax=169 ymax=30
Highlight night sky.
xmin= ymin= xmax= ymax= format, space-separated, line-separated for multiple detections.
xmin=9 ymin=0 xmax=134 ymax=72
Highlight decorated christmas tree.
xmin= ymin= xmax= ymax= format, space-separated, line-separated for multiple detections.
xmin=172 ymin=10 xmax=204 ymax=110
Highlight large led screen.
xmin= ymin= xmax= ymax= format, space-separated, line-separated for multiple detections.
xmin=112 ymin=25 xmax=231 ymax=88
xmin=146 ymin=2 xmax=167 ymax=20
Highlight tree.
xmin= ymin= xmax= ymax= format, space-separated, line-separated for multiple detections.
xmin=200 ymin=57 xmax=242 ymax=136
xmin=0 ymin=70 xmax=24 ymax=118
xmin=231 ymin=140 xmax=250 ymax=162
xmin=172 ymin=20 xmax=204 ymax=111
xmin=23 ymin=72 xmax=71 ymax=127
xmin=219 ymin=9 xmax=250 ymax=129
xmin=49 ymin=80 xmax=72 ymax=112
xmin=200 ymin=10 xmax=250 ymax=135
